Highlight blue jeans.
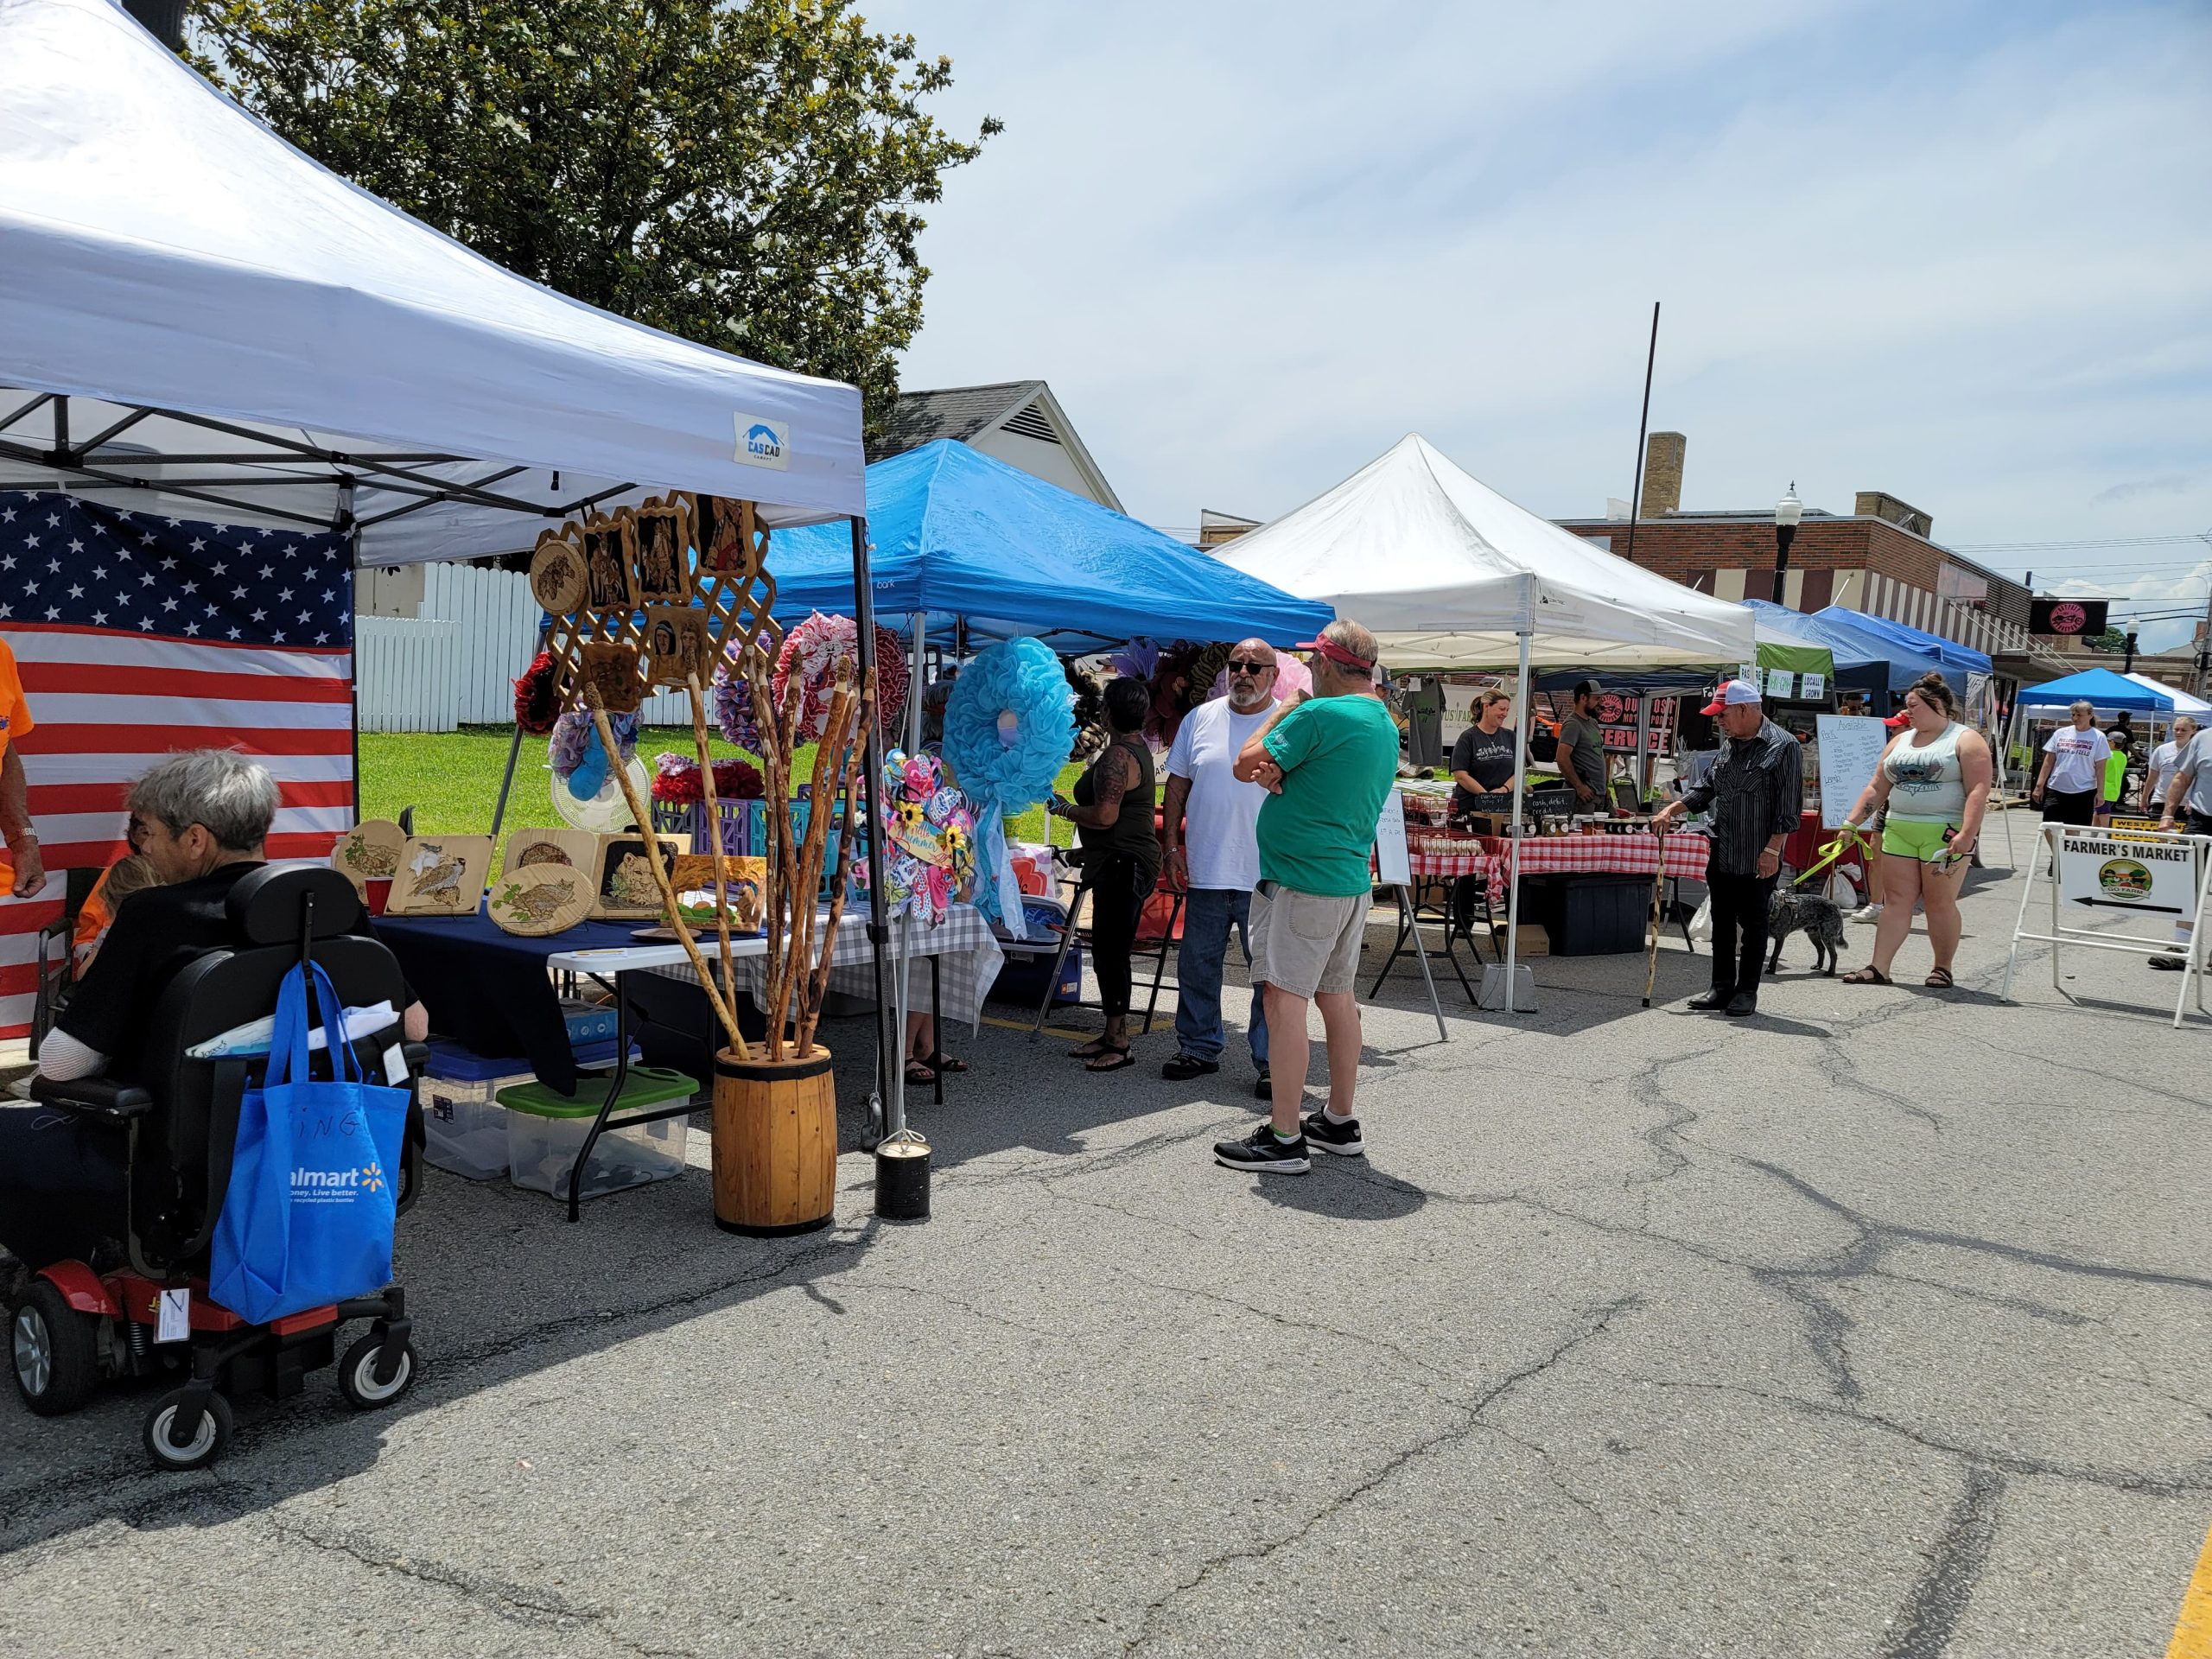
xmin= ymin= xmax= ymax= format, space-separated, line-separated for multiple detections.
xmin=1173 ymin=887 xmax=1269 ymax=1066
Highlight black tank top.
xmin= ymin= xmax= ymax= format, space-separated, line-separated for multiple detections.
xmin=1074 ymin=734 xmax=1159 ymax=869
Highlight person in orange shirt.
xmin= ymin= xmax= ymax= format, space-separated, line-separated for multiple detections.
xmin=0 ymin=636 xmax=45 ymax=898
xmin=72 ymin=849 xmax=160 ymax=972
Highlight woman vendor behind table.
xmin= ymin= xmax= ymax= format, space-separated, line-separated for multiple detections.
xmin=1049 ymin=677 xmax=1160 ymax=1073
xmin=1447 ymin=688 xmax=1520 ymax=818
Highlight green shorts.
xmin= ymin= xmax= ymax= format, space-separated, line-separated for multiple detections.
xmin=1881 ymin=817 xmax=1956 ymax=863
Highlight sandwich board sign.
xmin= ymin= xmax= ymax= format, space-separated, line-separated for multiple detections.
xmin=2004 ymin=823 xmax=2212 ymax=1027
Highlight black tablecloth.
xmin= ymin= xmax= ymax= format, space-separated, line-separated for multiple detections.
xmin=375 ymin=908 xmax=643 ymax=1096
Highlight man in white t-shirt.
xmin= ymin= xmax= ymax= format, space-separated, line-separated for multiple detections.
xmin=2031 ymin=701 xmax=2110 ymax=827
xmin=1160 ymin=639 xmax=1275 ymax=1092
xmin=2144 ymin=715 xmax=2198 ymax=814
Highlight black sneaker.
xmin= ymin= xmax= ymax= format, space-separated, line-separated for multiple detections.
xmin=1301 ymin=1110 xmax=1364 ymax=1157
xmin=2149 ymin=952 xmax=2187 ymax=972
xmin=1252 ymin=1066 xmax=1273 ymax=1102
xmin=1213 ymin=1122 xmax=1309 ymax=1174
xmin=1161 ymin=1052 xmax=1222 ymax=1081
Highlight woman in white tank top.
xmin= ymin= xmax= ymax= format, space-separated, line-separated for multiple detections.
xmin=1838 ymin=675 xmax=1993 ymax=989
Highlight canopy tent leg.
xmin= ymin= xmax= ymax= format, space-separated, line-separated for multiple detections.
xmin=1481 ymin=629 xmax=1535 ymax=1013
xmin=883 ymin=611 xmax=928 ymax=1141
xmin=851 ymin=519 xmax=896 ymax=1148
xmin=488 ymin=620 xmax=553 ymax=842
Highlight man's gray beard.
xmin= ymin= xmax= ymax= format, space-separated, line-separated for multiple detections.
xmin=1228 ymin=690 xmax=1271 ymax=712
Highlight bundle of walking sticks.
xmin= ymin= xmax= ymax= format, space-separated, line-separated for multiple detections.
xmin=577 ymin=656 xmax=871 ymax=1065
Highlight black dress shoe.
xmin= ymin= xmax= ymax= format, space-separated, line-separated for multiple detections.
xmin=1686 ymin=990 xmax=1731 ymax=1012
xmin=1725 ymin=992 xmax=1758 ymax=1016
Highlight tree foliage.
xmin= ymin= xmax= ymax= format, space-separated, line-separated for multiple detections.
xmin=188 ymin=0 xmax=997 ymax=432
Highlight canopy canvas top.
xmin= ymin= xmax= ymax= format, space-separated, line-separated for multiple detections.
xmin=2014 ymin=666 xmax=2175 ymax=715
xmin=1811 ymin=605 xmax=1991 ymax=680
xmin=1206 ymin=435 xmax=1756 ymax=670
xmin=764 ymin=440 xmax=1338 ymax=650
xmin=0 ymin=0 xmax=865 ymax=565
xmin=2125 ymin=673 xmax=2209 ymax=718
xmin=1744 ymin=598 xmax=1936 ymax=696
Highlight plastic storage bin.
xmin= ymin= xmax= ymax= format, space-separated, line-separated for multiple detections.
xmin=559 ymin=998 xmax=620 ymax=1049
xmin=499 ymin=1067 xmax=696 ymax=1201
xmin=422 ymin=1042 xmax=534 ymax=1180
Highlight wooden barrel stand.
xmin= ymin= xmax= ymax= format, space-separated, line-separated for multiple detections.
xmin=712 ymin=1046 xmax=836 ymax=1236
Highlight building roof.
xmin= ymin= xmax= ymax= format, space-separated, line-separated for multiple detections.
xmin=868 ymin=380 xmax=1043 ymax=461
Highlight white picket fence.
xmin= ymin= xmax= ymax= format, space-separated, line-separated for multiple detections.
xmin=356 ymin=563 xmax=693 ymax=732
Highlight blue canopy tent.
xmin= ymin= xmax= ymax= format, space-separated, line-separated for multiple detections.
xmin=765 ymin=440 xmax=1336 ymax=649
xmin=1813 ymin=606 xmax=1991 ymax=682
xmin=1743 ymin=601 xmax=1915 ymax=697
xmin=2014 ymin=666 xmax=2173 ymax=715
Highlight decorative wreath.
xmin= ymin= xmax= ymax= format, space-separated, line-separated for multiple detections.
xmin=941 ymin=637 xmax=1075 ymax=812
xmin=651 ymin=752 xmax=766 ymax=804
xmin=772 ymin=612 xmax=909 ymax=741
xmin=512 ymin=650 xmax=562 ymax=735
xmin=1206 ymin=652 xmax=1312 ymax=704
xmin=550 ymin=709 xmax=639 ymax=791
xmin=710 ymin=650 xmax=764 ymax=752
xmin=857 ymin=749 xmax=976 ymax=929
xmin=1063 ymin=658 xmax=1106 ymax=764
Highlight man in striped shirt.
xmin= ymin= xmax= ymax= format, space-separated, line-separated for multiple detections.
xmin=1651 ymin=679 xmax=1804 ymax=1016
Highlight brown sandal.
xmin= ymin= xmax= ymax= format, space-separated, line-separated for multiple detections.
xmin=1924 ymin=967 xmax=1955 ymax=988
xmin=1840 ymin=966 xmax=1890 ymax=985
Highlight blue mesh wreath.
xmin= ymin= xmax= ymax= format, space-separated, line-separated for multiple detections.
xmin=942 ymin=637 xmax=1075 ymax=812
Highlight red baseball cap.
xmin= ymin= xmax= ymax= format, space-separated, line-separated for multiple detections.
xmin=1297 ymin=635 xmax=1375 ymax=673
xmin=1883 ymin=711 xmax=1909 ymax=728
xmin=1700 ymin=678 xmax=1763 ymax=716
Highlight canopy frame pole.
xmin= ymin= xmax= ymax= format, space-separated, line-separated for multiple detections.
xmin=851 ymin=519 xmax=896 ymax=1147
xmin=882 ymin=609 xmax=928 ymax=1141
xmin=490 ymin=616 xmax=555 ymax=842
xmin=1499 ymin=626 xmax=1533 ymax=1013
xmin=1621 ymin=301 xmax=1660 ymax=568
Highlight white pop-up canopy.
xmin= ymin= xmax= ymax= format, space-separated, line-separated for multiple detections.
xmin=1211 ymin=434 xmax=1755 ymax=670
xmin=0 ymin=0 xmax=865 ymax=562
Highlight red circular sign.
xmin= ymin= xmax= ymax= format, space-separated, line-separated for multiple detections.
xmin=2049 ymin=601 xmax=2088 ymax=634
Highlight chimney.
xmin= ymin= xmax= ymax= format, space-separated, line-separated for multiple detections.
xmin=1853 ymin=491 xmax=1934 ymax=539
xmin=1641 ymin=432 xmax=1685 ymax=517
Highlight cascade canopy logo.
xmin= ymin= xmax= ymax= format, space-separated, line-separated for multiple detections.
xmin=733 ymin=414 xmax=791 ymax=471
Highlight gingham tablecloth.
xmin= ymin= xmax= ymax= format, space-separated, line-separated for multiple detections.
xmin=1473 ymin=831 xmax=1708 ymax=903
xmin=1404 ymin=830 xmax=1487 ymax=880
xmin=644 ymin=902 xmax=1005 ymax=1033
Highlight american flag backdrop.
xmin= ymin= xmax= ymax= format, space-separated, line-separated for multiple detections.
xmin=0 ymin=491 xmax=357 ymax=1037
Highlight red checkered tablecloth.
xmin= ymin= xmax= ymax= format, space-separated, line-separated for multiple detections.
xmin=1472 ymin=830 xmax=1708 ymax=903
xmin=1404 ymin=830 xmax=1487 ymax=880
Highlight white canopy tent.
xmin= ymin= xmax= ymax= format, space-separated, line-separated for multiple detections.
xmin=1212 ymin=434 xmax=1758 ymax=1014
xmin=1210 ymin=434 xmax=1756 ymax=670
xmin=2127 ymin=674 xmax=2210 ymax=720
xmin=0 ymin=0 xmax=931 ymax=1139
xmin=0 ymin=0 xmax=865 ymax=561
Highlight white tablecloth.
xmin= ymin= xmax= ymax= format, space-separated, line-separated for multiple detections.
xmin=641 ymin=902 xmax=1005 ymax=1033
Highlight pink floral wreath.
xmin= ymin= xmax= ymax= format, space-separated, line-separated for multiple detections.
xmin=771 ymin=613 xmax=909 ymax=741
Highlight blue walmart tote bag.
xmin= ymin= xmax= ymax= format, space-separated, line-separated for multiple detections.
xmin=208 ymin=961 xmax=410 ymax=1323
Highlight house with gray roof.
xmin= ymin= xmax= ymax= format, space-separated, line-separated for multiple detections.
xmin=869 ymin=380 xmax=1122 ymax=511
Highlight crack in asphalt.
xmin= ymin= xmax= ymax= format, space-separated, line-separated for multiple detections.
xmin=266 ymin=1516 xmax=611 ymax=1630
xmin=1877 ymin=1465 xmax=2006 ymax=1659
xmin=1118 ymin=1294 xmax=1643 ymax=1656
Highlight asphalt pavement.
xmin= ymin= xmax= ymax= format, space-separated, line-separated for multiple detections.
xmin=3 ymin=842 xmax=2208 ymax=1657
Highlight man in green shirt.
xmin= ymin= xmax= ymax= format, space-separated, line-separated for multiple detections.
xmin=1215 ymin=619 xmax=1400 ymax=1175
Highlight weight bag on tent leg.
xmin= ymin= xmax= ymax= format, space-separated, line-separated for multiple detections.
xmin=209 ymin=962 xmax=410 ymax=1324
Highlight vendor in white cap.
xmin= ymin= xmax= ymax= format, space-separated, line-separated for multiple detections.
xmin=1651 ymin=677 xmax=1803 ymax=1016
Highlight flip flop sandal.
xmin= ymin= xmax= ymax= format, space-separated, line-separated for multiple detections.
xmin=903 ymin=1060 xmax=939 ymax=1085
xmin=1840 ymin=966 xmax=1891 ymax=985
xmin=921 ymin=1050 xmax=969 ymax=1074
xmin=1924 ymin=967 xmax=1955 ymax=988
xmin=1084 ymin=1046 xmax=1136 ymax=1073
xmin=1065 ymin=1038 xmax=1116 ymax=1058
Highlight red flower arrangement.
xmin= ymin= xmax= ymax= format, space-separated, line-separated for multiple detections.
xmin=651 ymin=752 xmax=766 ymax=804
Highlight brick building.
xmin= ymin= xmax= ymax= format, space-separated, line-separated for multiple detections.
xmin=1557 ymin=432 xmax=2057 ymax=681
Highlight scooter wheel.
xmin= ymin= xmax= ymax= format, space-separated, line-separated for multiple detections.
xmin=11 ymin=1282 xmax=101 ymax=1417
xmin=337 ymin=1332 xmax=416 ymax=1410
xmin=143 ymin=1389 xmax=233 ymax=1471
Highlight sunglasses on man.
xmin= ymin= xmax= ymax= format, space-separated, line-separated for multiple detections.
xmin=1226 ymin=658 xmax=1273 ymax=674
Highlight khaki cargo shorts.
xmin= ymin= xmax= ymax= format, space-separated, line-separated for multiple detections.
xmin=1249 ymin=880 xmax=1367 ymax=1000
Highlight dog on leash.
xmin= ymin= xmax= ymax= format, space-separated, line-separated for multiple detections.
xmin=1767 ymin=887 xmax=1846 ymax=976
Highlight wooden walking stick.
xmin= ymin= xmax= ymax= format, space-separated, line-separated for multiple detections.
xmin=685 ymin=671 xmax=742 ymax=1052
xmin=1641 ymin=824 xmax=1668 ymax=1008
xmin=582 ymin=685 xmax=748 ymax=1057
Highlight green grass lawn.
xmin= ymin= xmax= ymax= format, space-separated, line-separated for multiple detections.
xmin=358 ymin=726 xmax=1083 ymax=849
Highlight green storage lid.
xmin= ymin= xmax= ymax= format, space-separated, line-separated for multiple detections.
xmin=498 ymin=1066 xmax=697 ymax=1119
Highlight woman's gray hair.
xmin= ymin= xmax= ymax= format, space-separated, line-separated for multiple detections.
xmin=2070 ymin=700 xmax=2094 ymax=716
xmin=128 ymin=750 xmax=280 ymax=852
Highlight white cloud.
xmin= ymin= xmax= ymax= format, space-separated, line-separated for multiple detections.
xmin=877 ymin=0 xmax=2212 ymax=598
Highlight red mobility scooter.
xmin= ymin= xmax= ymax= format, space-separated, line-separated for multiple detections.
xmin=5 ymin=866 xmax=425 ymax=1469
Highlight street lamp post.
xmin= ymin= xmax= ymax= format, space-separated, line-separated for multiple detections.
xmin=1771 ymin=484 xmax=1803 ymax=606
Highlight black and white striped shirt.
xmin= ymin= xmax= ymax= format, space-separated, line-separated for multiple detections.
xmin=1679 ymin=719 xmax=1804 ymax=876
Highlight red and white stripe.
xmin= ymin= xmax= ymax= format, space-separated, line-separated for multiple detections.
xmin=1 ymin=625 xmax=353 ymax=1037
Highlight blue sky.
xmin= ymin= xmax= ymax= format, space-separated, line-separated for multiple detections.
xmin=874 ymin=0 xmax=2212 ymax=647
